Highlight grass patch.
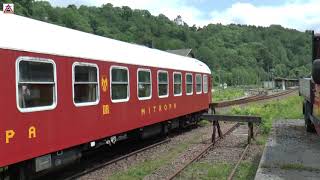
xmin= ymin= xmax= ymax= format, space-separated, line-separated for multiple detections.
xmin=179 ymin=162 xmax=232 ymax=180
xmin=254 ymin=134 xmax=268 ymax=145
xmin=229 ymin=95 xmax=303 ymax=134
xmin=234 ymin=161 xmax=259 ymax=180
xmin=109 ymin=144 xmax=187 ymax=180
xmin=213 ymin=87 xmax=245 ymax=102
xmin=280 ymin=163 xmax=320 ymax=172
xmin=108 ymin=131 xmax=207 ymax=180
xmin=261 ymin=163 xmax=320 ymax=172
xmin=198 ymin=119 xmax=211 ymax=127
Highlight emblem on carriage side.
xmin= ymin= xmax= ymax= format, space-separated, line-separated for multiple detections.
xmin=101 ymin=76 xmax=108 ymax=92
xmin=3 ymin=4 xmax=14 ymax=14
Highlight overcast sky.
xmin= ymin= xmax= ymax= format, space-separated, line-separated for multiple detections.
xmin=47 ymin=0 xmax=320 ymax=32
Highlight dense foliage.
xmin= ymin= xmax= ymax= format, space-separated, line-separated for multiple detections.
xmin=3 ymin=0 xmax=312 ymax=85
xmin=213 ymin=87 xmax=245 ymax=102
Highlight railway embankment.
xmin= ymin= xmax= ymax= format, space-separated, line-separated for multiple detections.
xmin=255 ymin=120 xmax=320 ymax=179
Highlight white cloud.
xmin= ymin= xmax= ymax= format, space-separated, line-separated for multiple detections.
xmin=209 ymin=0 xmax=320 ymax=32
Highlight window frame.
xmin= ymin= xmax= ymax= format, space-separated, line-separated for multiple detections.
xmin=110 ymin=65 xmax=130 ymax=103
xmin=196 ymin=74 xmax=202 ymax=94
xmin=157 ymin=70 xmax=169 ymax=98
xmin=137 ymin=68 xmax=152 ymax=100
xmin=16 ymin=56 xmax=58 ymax=113
xmin=185 ymin=73 xmax=193 ymax=95
xmin=173 ymin=72 xmax=182 ymax=96
xmin=72 ymin=62 xmax=100 ymax=107
xmin=203 ymin=75 xmax=208 ymax=93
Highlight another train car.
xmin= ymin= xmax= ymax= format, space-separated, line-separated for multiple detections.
xmin=301 ymin=32 xmax=320 ymax=134
xmin=0 ymin=13 xmax=212 ymax=179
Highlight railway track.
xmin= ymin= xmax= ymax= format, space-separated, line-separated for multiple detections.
xmin=227 ymin=128 xmax=260 ymax=180
xmin=166 ymin=123 xmax=261 ymax=180
xmin=55 ymin=89 xmax=293 ymax=179
xmin=64 ymin=138 xmax=170 ymax=180
xmin=214 ymin=89 xmax=296 ymax=108
xmin=166 ymin=123 xmax=241 ymax=180
xmin=166 ymin=90 xmax=295 ymax=179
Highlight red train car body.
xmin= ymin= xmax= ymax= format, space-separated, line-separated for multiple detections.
xmin=0 ymin=13 xmax=211 ymax=178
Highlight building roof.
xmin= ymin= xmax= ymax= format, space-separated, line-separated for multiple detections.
xmin=0 ymin=13 xmax=211 ymax=74
xmin=166 ymin=49 xmax=195 ymax=58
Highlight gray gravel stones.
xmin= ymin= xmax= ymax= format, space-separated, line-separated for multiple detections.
xmin=77 ymin=124 xmax=229 ymax=180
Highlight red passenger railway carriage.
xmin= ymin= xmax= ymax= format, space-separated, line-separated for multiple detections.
xmin=0 ymin=13 xmax=211 ymax=179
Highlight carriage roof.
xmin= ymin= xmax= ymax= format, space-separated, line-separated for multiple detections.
xmin=0 ymin=13 xmax=211 ymax=74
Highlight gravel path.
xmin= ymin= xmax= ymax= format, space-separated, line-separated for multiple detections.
xmin=255 ymin=119 xmax=320 ymax=180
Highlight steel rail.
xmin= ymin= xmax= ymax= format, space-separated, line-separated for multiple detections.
xmin=227 ymin=129 xmax=260 ymax=180
xmin=166 ymin=123 xmax=241 ymax=180
xmin=67 ymin=138 xmax=170 ymax=180
xmin=215 ymin=89 xmax=296 ymax=107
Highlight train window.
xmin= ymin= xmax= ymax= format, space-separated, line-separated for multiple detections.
xmin=173 ymin=72 xmax=182 ymax=96
xmin=203 ymin=75 xmax=208 ymax=93
xmin=196 ymin=74 xmax=202 ymax=94
xmin=16 ymin=57 xmax=57 ymax=112
xmin=186 ymin=73 xmax=193 ymax=95
xmin=111 ymin=66 xmax=129 ymax=102
xmin=158 ymin=71 xmax=168 ymax=98
xmin=73 ymin=63 xmax=99 ymax=106
xmin=137 ymin=69 xmax=152 ymax=100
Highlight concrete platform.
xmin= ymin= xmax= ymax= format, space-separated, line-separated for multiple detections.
xmin=255 ymin=119 xmax=320 ymax=180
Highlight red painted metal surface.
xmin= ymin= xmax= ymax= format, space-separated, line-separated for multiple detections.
xmin=313 ymin=84 xmax=320 ymax=135
xmin=0 ymin=49 xmax=211 ymax=167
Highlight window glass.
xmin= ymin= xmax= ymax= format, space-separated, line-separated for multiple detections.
xmin=112 ymin=68 xmax=128 ymax=82
xmin=174 ymin=73 xmax=182 ymax=96
xmin=203 ymin=75 xmax=208 ymax=93
xmin=75 ymin=66 xmax=97 ymax=82
xmin=18 ymin=60 xmax=56 ymax=109
xmin=111 ymin=67 xmax=129 ymax=101
xmin=196 ymin=74 xmax=202 ymax=93
xmin=186 ymin=74 xmax=193 ymax=95
xmin=158 ymin=71 xmax=168 ymax=97
xmin=19 ymin=61 xmax=54 ymax=82
xmin=74 ymin=64 xmax=99 ymax=104
xmin=138 ymin=70 xmax=151 ymax=99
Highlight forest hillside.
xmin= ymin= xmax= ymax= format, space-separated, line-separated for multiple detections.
xmin=3 ymin=0 xmax=312 ymax=85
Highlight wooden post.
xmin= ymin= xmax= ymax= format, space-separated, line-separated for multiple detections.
xmin=250 ymin=122 xmax=254 ymax=140
xmin=217 ymin=121 xmax=222 ymax=138
xmin=212 ymin=120 xmax=216 ymax=144
xmin=247 ymin=122 xmax=254 ymax=144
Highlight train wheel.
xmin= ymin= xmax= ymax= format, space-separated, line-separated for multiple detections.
xmin=161 ymin=123 xmax=169 ymax=137
xmin=305 ymin=117 xmax=315 ymax=133
xmin=8 ymin=163 xmax=29 ymax=180
xmin=0 ymin=170 xmax=4 ymax=180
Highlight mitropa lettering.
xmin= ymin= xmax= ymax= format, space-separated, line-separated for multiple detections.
xmin=4 ymin=126 xmax=37 ymax=144
xmin=141 ymin=103 xmax=177 ymax=116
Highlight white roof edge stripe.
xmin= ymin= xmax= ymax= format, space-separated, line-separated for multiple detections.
xmin=0 ymin=13 xmax=211 ymax=74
